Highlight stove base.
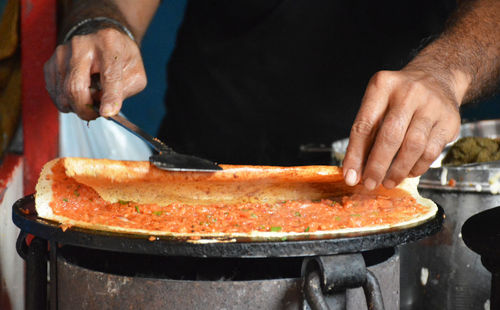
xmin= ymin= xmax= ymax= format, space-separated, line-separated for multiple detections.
xmin=55 ymin=248 xmax=399 ymax=310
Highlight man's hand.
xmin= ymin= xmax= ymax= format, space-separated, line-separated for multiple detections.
xmin=343 ymin=0 xmax=500 ymax=190
xmin=343 ymin=69 xmax=462 ymax=190
xmin=44 ymin=28 xmax=147 ymax=121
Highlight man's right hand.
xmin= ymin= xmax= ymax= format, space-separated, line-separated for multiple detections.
xmin=44 ymin=28 xmax=147 ymax=121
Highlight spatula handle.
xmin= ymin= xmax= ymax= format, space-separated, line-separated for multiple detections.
xmin=107 ymin=114 xmax=173 ymax=153
xmin=89 ymin=73 xmax=172 ymax=154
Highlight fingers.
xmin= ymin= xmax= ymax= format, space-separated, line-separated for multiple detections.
xmin=98 ymin=53 xmax=124 ymax=117
xmin=96 ymin=28 xmax=147 ymax=117
xmin=122 ymin=59 xmax=147 ymax=99
xmin=96 ymin=28 xmax=125 ymax=116
xmin=65 ymin=42 xmax=97 ymax=120
xmin=343 ymin=71 xmax=394 ymax=186
xmin=346 ymin=69 xmax=461 ymax=190
xmin=98 ymin=53 xmax=147 ymax=117
xmin=43 ymin=28 xmax=147 ymax=121
xmin=361 ymin=98 xmax=415 ymax=190
xmin=382 ymin=112 xmax=434 ymax=188
xmin=409 ymin=116 xmax=459 ymax=177
xmin=44 ymin=53 xmax=62 ymax=111
xmin=45 ymin=45 xmax=72 ymax=113
xmin=44 ymin=40 xmax=95 ymax=118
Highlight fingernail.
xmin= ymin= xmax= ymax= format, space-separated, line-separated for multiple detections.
xmin=101 ymin=104 xmax=114 ymax=116
xmin=345 ymin=169 xmax=357 ymax=186
xmin=383 ymin=179 xmax=396 ymax=189
xmin=364 ymin=178 xmax=377 ymax=191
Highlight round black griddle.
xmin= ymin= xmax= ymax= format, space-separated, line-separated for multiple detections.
xmin=13 ymin=195 xmax=444 ymax=258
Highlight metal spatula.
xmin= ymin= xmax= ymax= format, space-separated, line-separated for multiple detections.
xmin=90 ymin=75 xmax=222 ymax=172
xmin=105 ymin=114 xmax=222 ymax=172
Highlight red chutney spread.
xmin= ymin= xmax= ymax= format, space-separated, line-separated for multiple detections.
xmin=49 ymin=162 xmax=430 ymax=234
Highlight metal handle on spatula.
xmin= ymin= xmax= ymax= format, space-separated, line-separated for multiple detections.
xmin=89 ymin=74 xmax=172 ymax=154
xmin=106 ymin=114 xmax=173 ymax=154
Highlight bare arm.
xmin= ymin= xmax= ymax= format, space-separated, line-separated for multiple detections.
xmin=45 ymin=0 xmax=160 ymax=120
xmin=409 ymin=0 xmax=500 ymax=104
xmin=343 ymin=0 xmax=500 ymax=190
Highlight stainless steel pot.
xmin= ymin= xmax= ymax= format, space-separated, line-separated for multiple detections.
xmin=331 ymin=119 xmax=500 ymax=310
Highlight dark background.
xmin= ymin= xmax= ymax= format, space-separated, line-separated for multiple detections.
xmin=1 ymin=0 xmax=497 ymax=136
xmin=123 ymin=0 xmax=500 ymax=135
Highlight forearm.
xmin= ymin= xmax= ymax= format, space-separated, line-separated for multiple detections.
xmin=59 ymin=0 xmax=160 ymax=44
xmin=406 ymin=0 xmax=500 ymax=105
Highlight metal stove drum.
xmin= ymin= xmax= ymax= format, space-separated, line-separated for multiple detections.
xmin=13 ymin=195 xmax=443 ymax=310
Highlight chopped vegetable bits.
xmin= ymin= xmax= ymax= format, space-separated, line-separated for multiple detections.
xmin=49 ymin=161 xmax=429 ymax=234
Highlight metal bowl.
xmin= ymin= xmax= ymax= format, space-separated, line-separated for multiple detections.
xmin=420 ymin=118 xmax=500 ymax=193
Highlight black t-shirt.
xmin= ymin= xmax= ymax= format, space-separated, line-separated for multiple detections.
xmin=159 ymin=0 xmax=456 ymax=165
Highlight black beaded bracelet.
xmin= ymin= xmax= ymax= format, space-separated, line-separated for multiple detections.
xmin=62 ymin=16 xmax=135 ymax=43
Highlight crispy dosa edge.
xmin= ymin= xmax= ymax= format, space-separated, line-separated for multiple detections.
xmin=62 ymin=157 xmax=348 ymax=205
xmin=35 ymin=158 xmax=57 ymax=219
xmin=34 ymin=158 xmax=438 ymax=241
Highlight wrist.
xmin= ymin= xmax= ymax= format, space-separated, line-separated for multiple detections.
xmin=404 ymin=57 xmax=471 ymax=107
xmin=62 ymin=17 xmax=136 ymax=44
xmin=448 ymin=69 xmax=471 ymax=106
